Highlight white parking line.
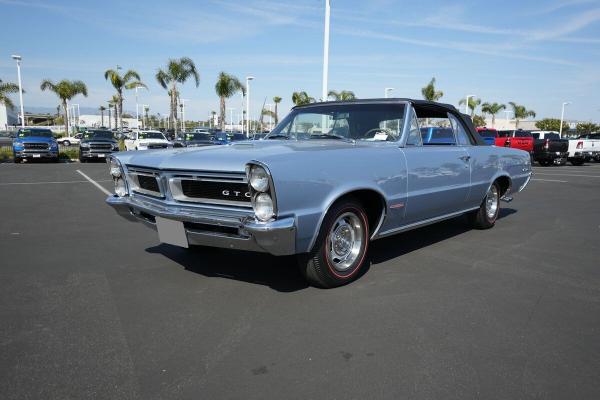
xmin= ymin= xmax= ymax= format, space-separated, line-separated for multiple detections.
xmin=534 ymin=173 xmax=600 ymax=178
xmin=531 ymin=178 xmax=568 ymax=183
xmin=76 ymin=170 xmax=112 ymax=195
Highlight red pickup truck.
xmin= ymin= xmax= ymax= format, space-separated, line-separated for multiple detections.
xmin=496 ymin=130 xmax=535 ymax=153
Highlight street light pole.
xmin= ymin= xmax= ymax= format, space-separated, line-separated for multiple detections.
xmin=322 ymin=0 xmax=330 ymax=102
xmin=245 ymin=76 xmax=254 ymax=137
xmin=181 ymin=99 xmax=187 ymax=132
xmin=385 ymin=88 xmax=394 ymax=98
xmin=228 ymin=108 xmax=235 ymax=132
xmin=559 ymin=102 xmax=571 ymax=138
xmin=464 ymin=94 xmax=476 ymax=115
xmin=135 ymin=86 xmax=139 ymax=130
xmin=11 ymin=55 xmax=25 ymax=128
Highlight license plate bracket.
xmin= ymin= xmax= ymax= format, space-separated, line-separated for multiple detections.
xmin=32 ymin=154 xmax=41 ymax=158
xmin=156 ymin=217 xmax=188 ymax=248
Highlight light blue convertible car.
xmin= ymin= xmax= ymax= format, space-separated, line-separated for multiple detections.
xmin=106 ymin=99 xmax=532 ymax=288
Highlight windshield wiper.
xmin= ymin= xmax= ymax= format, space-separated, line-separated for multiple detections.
xmin=266 ymin=134 xmax=290 ymax=139
xmin=310 ymin=134 xmax=354 ymax=142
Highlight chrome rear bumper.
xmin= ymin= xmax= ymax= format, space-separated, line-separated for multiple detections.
xmin=106 ymin=195 xmax=296 ymax=256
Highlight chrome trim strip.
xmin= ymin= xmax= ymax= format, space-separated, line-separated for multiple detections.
xmin=374 ymin=207 xmax=480 ymax=239
xmin=169 ymin=177 xmax=252 ymax=208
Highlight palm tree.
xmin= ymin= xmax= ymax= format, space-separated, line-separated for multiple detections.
xmin=40 ymin=79 xmax=87 ymax=134
xmin=508 ymin=102 xmax=536 ymax=129
xmin=99 ymin=105 xmax=106 ymax=127
xmin=481 ymin=102 xmax=506 ymax=128
xmin=156 ymin=57 xmax=200 ymax=135
xmin=458 ymin=97 xmax=482 ymax=117
xmin=215 ymin=72 xmax=244 ymax=131
xmin=104 ymin=68 xmax=145 ymax=130
xmin=292 ymin=91 xmax=315 ymax=106
xmin=272 ymin=96 xmax=282 ymax=124
xmin=328 ymin=90 xmax=356 ymax=101
xmin=421 ymin=78 xmax=443 ymax=101
xmin=144 ymin=105 xmax=150 ymax=129
xmin=0 ymin=79 xmax=20 ymax=110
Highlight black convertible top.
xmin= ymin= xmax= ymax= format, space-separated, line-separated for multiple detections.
xmin=294 ymin=98 xmax=485 ymax=146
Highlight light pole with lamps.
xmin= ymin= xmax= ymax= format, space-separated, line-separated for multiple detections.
xmin=245 ymin=76 xmax=254 ymax=137
xmin=322 ymin=0 xmax=330 ymax=102
xmin=559 ymin=102 xmax=571 ymax=138
xmin=11 ymin=55 xmax=25 ymax=128
xmin=385 ymin=88 xmax=394 ymax=98
xmin=228 ymin=108 xmax=235 ymax=132
xmin=464 ymin=94 xmax=476 ymax=115
xmin=180 ymin=99 xmax=188 ymax=132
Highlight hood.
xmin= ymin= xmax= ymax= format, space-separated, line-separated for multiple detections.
xmin=116 ymin=139 xmax=380 ymax=172
xmin=81 ymin=137 xmax=117 ymax=144
xmin=14 ymin=136 xmax=55 ymax=143
xmin=138 ymin=138 xmax=169 ymax=144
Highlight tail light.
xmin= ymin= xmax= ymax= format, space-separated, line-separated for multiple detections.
xmin=504 ymin=139 xmax=511 ymax=147
xmin=576 ymin=141 xmax=583 ymax=149
xmin=543 ymin=139 xmax=549 ymax=150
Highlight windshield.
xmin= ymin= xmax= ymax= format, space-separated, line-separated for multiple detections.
xmin=139 ymin=132 xmax=165 ymax=140
xmin=84 ymin=131 xmax=113 ymax=139
xmin=185 ymin=133 xmax=213 ymax=141
xmin=267 ymin=103 xmax=405 ymax=141
xmin=477 ymin=129 xmax=497 ymax=138
xmin=17 ymin=129 xmax=53 ymax=138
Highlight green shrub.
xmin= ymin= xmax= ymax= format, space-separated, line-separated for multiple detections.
xmin=0 ymin=147 xmax=13 ymax=161
xmin=59 ymin=148 xmax=79 ymax=160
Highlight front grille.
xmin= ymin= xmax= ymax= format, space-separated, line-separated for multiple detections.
xmin=148 ymin=143 xmax=168 ymax=149
xmin=138 ymin=175 xmax=160 ymax=193
xmin=180 ymin=180 xmax=251 ymax=203
xmin=24 ymin=142 xmax=49 ymax=150
xmin=90 ymin=143 xmax=112 ymax=151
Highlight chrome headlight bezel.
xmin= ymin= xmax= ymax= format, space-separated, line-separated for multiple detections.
xmin=109 ymin=156 xmax=129 ymax=197
xmin=249 ymin=165 xmax=269 ymax=192
xmin=246 ymin=162 xmax=277 ymax=222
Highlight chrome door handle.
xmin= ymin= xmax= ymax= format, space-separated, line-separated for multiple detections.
xmin=459 ymin=155 xmax=471 ymax=162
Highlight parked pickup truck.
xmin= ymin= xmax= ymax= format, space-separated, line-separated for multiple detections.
xmin=574 ymin=133 xmax=600 ymax=162
xmin=497 ymin=130 xmax=535 ymax=157
xmin=531 ymin=131 xmax=569 ymax=166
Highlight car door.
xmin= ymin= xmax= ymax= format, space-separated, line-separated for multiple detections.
xmin=401 ymin=108 xmax=471 ymax=224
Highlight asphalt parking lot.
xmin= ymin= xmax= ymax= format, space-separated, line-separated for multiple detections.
xmin=1 ymin=161 xmax=599 ymax=399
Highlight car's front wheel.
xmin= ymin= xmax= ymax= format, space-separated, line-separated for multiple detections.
xmin=298 ymin=198 xmax=370 ymax=288
xmin=468 ymin=182 xmax=500 ymax=229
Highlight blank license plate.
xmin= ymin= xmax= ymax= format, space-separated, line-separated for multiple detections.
xmin=97 ymin=154 xmax=105 ymax=157
xmin=32 ymin=154 xmax=41 ymax=158
xmin=156 ymin=217 xmax=188 ymax=248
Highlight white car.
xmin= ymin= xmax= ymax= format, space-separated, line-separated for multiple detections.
xmin=57 ymin=133 xmax=83 ymax=146
xmin=124 ymin=130 xmax=171 ymax=151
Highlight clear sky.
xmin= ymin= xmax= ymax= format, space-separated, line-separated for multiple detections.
xmin=1 ymin=0 xmax=599 ymax=122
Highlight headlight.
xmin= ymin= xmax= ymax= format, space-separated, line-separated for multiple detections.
xmin=112 ymin=144 xmax=120 ymax=151
xmin=249 ymin=165 xmax=269 ymax=192
xmin=254 ymin=193 xmax=274 ymax=221
xmin=13 ymin=142 xmax=24 ymax=149
xmin=114 ymin=177 xmax=128 ymax=197
xmin=50 ymin=142 xmax=58 ymax=149
xmin=109 ymin=157 xmax=122 ymax=178
xmin=80 ymin=143 xmax=90 ymax=148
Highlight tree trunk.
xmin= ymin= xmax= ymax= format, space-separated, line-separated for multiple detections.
xmin=492 ymin=115 xmax=495 ymax=128
xmin=114 ymin=104 xmax=118 ymax=129
xmin=274 ymin=103 xmax=278 ymax=124
xmin=62 ymin=101 xmax=69 ymax=135
xmin=219 ymin=96 xmax=226 ymax=131
xmin=100 ymin=110 xmax=104 ymax=127
xmin=172 ymin=84 xmax=179 ymax=136
xmin=119 ymin=93 xmax=124 ymax=130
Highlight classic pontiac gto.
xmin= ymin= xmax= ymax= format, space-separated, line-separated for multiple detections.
xmin=106 ymin=99 xmax=532 ymax=288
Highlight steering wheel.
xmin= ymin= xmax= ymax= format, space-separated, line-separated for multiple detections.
xmin=363 ymin=127 xmax=395 ymax=140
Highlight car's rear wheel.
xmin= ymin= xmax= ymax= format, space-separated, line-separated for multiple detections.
xmin=297 ymin=198 xmax=370 ymax=288
xmin=468 ymin=182 xmax=500 ymax=229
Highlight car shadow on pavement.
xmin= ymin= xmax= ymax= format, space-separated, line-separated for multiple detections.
xmin=146 ymin=244 xmax=309 ymax=292
xmin=146 ymin=208 xmax=516 ymax=291
xmin=369 ymin=208 xmax=517 ymax=265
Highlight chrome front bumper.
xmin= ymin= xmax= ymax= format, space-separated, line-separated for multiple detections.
xmin=106 ymin=195 xmax=296 ymax=256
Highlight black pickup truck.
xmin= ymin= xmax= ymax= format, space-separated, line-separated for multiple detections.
xmin=531 ymin=132 xmax=569 ymax=166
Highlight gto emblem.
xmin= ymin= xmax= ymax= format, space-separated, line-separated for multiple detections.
xmin=222 ymin=190 xmax=252 ymax=198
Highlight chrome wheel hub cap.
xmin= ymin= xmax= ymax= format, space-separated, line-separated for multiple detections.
xmin=328 ymin=212 xmax=364 ymax=272
xmin=486 ymin=186 xmax=499 ymax=219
